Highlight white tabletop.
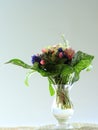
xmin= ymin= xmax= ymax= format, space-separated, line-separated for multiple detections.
xmin=34 ymin=123 xmax=98 ymax=130
xmin=0 ymin=123 xmax=98 ymax=130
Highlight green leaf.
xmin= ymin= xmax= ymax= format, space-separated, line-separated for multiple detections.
xmin=72 ymin=71 xmax=80 ymax=83
xmin=52 ymin=64 xmax=76 ymax=84
xmin=71 ymin=51 xmax=94 ymax=83
xmin=49 ymin=85 xmax=55 ymax=96
xmin=74 ymin=59 xmax=92 ymax=73
xmin=5 ymin=59 xmax=33 ymax=69
xmin=71 ymin=51 xmax=94 ymax=67
xmin=59 ymin=65 xmax=74 ymax=84
xmin=85 ymin=65 xmax=93 ymax=71
xmin=24 ymin=70 xmax=35 ymax=86
xmin=48 ymin=77 xmax=55 ymax=96
xmin=61 ymin=65 xmax=74 ymax=77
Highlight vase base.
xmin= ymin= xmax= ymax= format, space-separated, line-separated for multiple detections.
xmin=52 ymin=123 xmax=73 ymax=130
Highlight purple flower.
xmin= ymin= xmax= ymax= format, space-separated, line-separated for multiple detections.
xmin=58 ymin=48 xmax=63 ymax=52
xmin=31 ymin=55 xmax=41 ymax=64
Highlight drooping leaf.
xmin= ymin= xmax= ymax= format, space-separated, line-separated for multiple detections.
xmin=5 ymin=59 xmax=33 ymax=69
xmin=48 ymin=77 xmax=55 ymax=96
xmin=24 ymin=70 xmax=35 ymax=86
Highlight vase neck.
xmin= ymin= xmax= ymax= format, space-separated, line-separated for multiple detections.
xmin=54 ymin=84 xmax=72 ymax=91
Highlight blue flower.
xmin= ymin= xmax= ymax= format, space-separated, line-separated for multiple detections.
xmin=31 ymin=55 xmax=41 ymax=64
xmin=58 ymin=48 xmax=63 ymax=52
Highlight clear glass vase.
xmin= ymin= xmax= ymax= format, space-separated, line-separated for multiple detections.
xmin=51 ymin=84 xmax=74 ymax=129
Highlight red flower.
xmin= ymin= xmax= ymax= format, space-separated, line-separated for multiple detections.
xmin=64 ymin=48 xmax=75 ymax=60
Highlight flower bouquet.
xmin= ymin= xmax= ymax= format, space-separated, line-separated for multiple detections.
xmin=6 ymin=38 xmax=94 ymax=129
xmin=6 ymin=39 xmax=94 ymax=96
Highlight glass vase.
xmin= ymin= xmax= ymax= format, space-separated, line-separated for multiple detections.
xmin=51 ymin=84 xmax=74 ymax=129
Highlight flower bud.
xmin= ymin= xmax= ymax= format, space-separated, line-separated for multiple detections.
xmin=40 ymin=60 xmax=45 ymax=65
xmin=59 ymin=52 xmax=63 ymax=58
xmin=42 ymin=48 xmax=48 ymax=53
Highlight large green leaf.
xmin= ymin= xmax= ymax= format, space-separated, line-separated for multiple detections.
xmin=74 ymin=59 xmax=93 ymax=73
xmin=6 ymin=59 xmax=33 ymax=69
xmin=71 ymin=51 xmax=94 ymax=67
xmin=61 ymin=65 xmax=74 ymax=77
xmin=72 ymin=51 xmax=94 ymax=73
xmin=70 ymin=51 xmax=94 ymax=84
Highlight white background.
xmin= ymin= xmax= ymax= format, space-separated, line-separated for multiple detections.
xmin=0 ymin=0 xmax=98 ymax=127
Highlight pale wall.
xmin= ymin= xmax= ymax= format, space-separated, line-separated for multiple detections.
xmin=0 ymin=0 xmax=98 ymax=126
